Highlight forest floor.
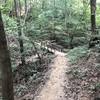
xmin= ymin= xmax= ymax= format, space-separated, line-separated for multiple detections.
xmin=34 ymin=51 xmax=68 ymax=100
xmin=1 ymin=38 xmax=100 ymax=100
xmin=65 ymin=50 xmax=100 ymax=100
xmin=14 ymin=45 xmax=69 ymax=100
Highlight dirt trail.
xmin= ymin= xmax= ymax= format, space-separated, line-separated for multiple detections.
xmin=34 ymin=51 xmax=67 ymax=100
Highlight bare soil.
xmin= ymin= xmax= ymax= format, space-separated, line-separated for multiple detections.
xmin=34 ymin=51 xmax=68 ymax=100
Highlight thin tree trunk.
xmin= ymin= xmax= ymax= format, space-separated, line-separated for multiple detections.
xmin=14 ymin=0 xmax=25 ymax=65
xmin=24 ymin=0 xmax=27 ymax=14
xmin=90 ymin=0 xmax=96 ymax=33
xmin=0 ymin=10 xmax=14 ymax=100
xmin=51 ymin=0 xmax=56 ymax=40
xmin=32 ymin=42 xmax=42 ymax=64
xmin=64 ymin=0 xmax=67 ymax=31
xmin=18 ymin=0 xmax=22 ymax=17
xmin=42 ymin=0 xmax=46 ymax=10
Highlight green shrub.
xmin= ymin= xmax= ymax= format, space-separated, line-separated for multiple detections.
xmin=95 ymin=83 xmax=100 ymax=90
xmin=67 ymin=46 xmax=88 ymax=64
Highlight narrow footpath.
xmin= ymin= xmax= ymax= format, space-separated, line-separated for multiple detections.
xmin=34 ymin=51 xmax=68 ymax=100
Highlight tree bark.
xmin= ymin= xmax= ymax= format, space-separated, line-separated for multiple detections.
xmin=0 ymin=10 xmax=14 ymax=100
xmin=64 ymin=0 xmax=67 ymax=31
xmin=14 ymin=0 xmax=25 ymax=65
xmin=90 ymin=0 xmax=96 ymax=33
xmin=24 ymin=0 xmax=27 ymax=14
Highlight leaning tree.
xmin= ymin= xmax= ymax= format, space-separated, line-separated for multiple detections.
xmin=0 ymin=10 xmax=14 ymax=100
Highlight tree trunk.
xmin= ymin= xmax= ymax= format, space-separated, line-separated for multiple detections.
xmin=14 ymin=0 xmax=25 ymax=65
xmin=64 ymin=0 xmax=67 ymax=31
xmin=0 ymin=10 xmax=14 ymax=100
xmin=24 ymin=0 xmax=27 ymax=14
xmin=90 ymin=0 xmax=96 ymax=33
xmin=89 ymin=0 xmax=97 ymax=48
xmin=32 ymin=42 xmax=42 ymax=64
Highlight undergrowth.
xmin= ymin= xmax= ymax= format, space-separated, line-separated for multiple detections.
xmin=67 ymin=46 xmax=88 ymax=64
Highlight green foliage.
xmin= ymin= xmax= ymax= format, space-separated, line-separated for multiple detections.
xmin=67 ymin=46 xmax=88 ymax=64
xmin=3 ymin=14 xmax=17 ymax=35
xmin=96 ymin=2 xmax=100 ymax=27
xmin=55 ymin=34 xmax=70 ymax=47
xmin=1 ymin=0 xmax=100 ymax=67
xmin=95 ymin=83 xmax=100 ymax=90
xmin=95 ymin=63 xmax=100 ymax=70
xmin=0 ymin=0 xmax=12 ymax=13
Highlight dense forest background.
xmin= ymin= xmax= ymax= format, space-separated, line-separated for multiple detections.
xmin=0 ymin=0 xmax=100 ymax=100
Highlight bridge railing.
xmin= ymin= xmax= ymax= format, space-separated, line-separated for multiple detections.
xmin=37 ymin=41 xmax=63 ymax=53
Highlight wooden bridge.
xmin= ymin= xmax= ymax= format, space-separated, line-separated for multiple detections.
xmin=35 ymin=41 xmax=63 ymax=53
